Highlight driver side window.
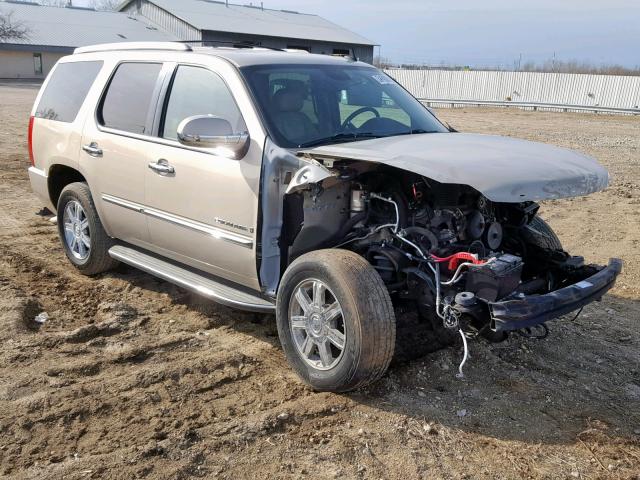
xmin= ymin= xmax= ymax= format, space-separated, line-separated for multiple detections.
xmin=161 ymin=65 xmax=246 ymax=140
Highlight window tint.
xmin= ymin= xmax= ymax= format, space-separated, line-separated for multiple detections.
xmin=241 ymin=65 xmax=447 ymax=148
xmin=100 ymin=62 xmax=162 ymax=135
xmin=162 ymin=66 xmax=246 ymax=140
xmin=338 ymin=89 xmax=411 ymax=128
xmin=35 ymin=61 xmax=103 ymax=123
xmin=268 ymin=72 xmax=318 ymax=123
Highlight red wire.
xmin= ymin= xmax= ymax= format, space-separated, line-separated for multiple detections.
xmin=430 ymin=252 xmax=486 ymax=270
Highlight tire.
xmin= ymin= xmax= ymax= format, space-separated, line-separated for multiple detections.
xmin=57 ymin=182 xmax=119 ymax=276
xmin=523 ymin=216 xmax=563 ymax=250
xmin=276 ymin=249 xmax=396 ymax=392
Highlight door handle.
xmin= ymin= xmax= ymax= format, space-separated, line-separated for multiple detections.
xmin=82 ymin=142 xmax=103 ymax=157
xmin=148 ymin=159 xmax=175 ymax=176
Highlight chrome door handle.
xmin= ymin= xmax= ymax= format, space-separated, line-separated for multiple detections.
xmin=82 ymin=142 xmax=103 ymax=157
xmin=148 ymin=159 xmax=175 ymax=175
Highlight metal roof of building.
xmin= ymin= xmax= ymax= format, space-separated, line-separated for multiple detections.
xmin=118 ymin=0 xmax=376 ymax=46
xmin=0 ymin=1 xmax=177 ymax=50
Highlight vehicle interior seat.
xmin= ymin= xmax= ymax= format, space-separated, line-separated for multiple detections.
xmin=271 ymin=87 xmax=318 ymax=144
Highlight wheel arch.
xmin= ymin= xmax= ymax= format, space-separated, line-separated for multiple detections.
xmin=48 ymin=164 xmax=87 ymax=210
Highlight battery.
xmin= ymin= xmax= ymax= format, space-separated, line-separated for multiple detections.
xmin=465 ymin=253 xmax=523 ymax=302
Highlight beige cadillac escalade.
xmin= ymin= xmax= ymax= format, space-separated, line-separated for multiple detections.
xmin=28 ymin=42 xmax=621 ymax=392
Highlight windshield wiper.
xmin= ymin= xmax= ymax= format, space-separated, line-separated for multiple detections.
xmin=391 ymin=129 xmax=440 ymax=136
xmin=298 ymin=132 xmax=381 ymax=148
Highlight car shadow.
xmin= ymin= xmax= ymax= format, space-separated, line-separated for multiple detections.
xmin=352 ymin=293 xmax=640 ymax=445
xmin=109 ymin=263 xmax=640 ymax=445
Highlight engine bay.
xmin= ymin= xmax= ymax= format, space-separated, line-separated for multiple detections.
xmin=282 ymin=161 xmax=605 ymax=354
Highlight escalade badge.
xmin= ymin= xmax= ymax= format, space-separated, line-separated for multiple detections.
xmin=214 ymin=217 xmax=254 ymax=234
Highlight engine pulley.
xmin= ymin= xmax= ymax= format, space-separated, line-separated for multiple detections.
xmin=484 ymin=222 xmax=503 ymax=250
xmin=466 ymin=210 xmax=486 ymax=239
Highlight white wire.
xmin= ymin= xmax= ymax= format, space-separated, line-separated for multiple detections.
xmin=440 ymin=262 xmax=476 ymax=285
xmin=397 ymin=234 xmax=427 ymax=259
xmin=456 ymin=328 xmax=469 ymax=379
xmin=334 ymin=223 xmax=396 ymax=248
xmin=369 ymin=193 xmax=399 ymax=233
xmin=441 ymin=256 xmax=496 ymax=285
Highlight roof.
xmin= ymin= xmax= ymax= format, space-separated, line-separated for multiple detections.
xmin=68 ymin=41 xmax=374 ymax=68
xmin=191 ymin=47 xmax=374 ymax=68
xmin=0 ymin=1 xmax=177 ymax=50
xmin=118 ymin=0 xmax=376 ymax=46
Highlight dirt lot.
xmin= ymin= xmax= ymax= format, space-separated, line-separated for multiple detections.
xmin=0 ymin=84 xmax=639 ymax=479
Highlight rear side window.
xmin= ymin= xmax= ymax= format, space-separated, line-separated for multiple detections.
xmin=99 ymin=62 xmax=162 ymax=135
xmin=35 ymin=61 xmax=103 ymax=123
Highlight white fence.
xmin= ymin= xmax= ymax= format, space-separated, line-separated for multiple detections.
xmin=385 ymin=69 xmax=640 ymax=114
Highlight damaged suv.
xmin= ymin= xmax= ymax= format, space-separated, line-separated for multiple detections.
xmin=28 ymin=43 xmax=622 ymax=392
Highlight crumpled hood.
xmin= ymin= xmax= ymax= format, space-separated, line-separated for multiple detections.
xmin=300 ymin=133 xmax=609 ymax=202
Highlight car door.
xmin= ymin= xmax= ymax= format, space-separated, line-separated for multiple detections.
xmin=143 ymin=64 xmax=262 ymax=288
xmin=81 ymin=61 xmax=165 ymax=247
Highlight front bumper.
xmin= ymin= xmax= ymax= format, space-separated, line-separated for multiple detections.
xmin=489 ymin=258 xmax=623 ymax=332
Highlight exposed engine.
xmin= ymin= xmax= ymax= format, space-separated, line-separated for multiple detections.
xmin=283 ymin=164 xmax=596 ymax=356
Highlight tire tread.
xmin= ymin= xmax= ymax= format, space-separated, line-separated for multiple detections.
xmin=57 ymin=182 xmax=119 ymax=276
xmin=277 ymin=249 xmax=396 ymax=392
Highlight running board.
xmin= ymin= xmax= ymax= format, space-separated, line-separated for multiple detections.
xmin=108 ymin=245 xmax=275 ymax=313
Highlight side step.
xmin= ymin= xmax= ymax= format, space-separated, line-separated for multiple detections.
xmin=108 ymin=245 xmax=275 ymax=313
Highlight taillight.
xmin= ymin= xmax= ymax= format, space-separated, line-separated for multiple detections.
xmin=28 ymin=116 xmax=35 ymax=166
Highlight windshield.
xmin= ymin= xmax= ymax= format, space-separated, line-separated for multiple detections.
xmin=240 ymin=64 xmax=448 ymax=148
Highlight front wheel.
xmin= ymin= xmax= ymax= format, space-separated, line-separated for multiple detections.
xmin=276 ymin=249 xmax=396 ymax=392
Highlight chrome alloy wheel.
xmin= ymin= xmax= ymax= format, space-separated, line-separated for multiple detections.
xmin=62 ymin=200 xmax=91 ymax=261
xmin=289 ymin=279 xmax=346 ymax=370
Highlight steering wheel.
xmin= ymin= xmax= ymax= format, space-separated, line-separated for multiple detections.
xmin=341 ymin=106 xmax=380 ymax=130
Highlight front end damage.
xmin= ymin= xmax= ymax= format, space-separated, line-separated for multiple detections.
xmin=489 ymin=258 xmax=622 ymax=331
xmin=259 ymin=136 xmax=622 ymax=372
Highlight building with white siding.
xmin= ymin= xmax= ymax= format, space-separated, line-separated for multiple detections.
xmin=0 ymin=1 xmax=177 ymax=79
xmin=117 ymin=0 xmax=375 ymax=63
xmin=0 ymin=0 xmax=376 ymax=80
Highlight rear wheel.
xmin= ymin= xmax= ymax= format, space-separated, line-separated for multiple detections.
xmin=57 ymin=182 xmax=119 ymax=275
xmin=276 ymin=249 xmax=396 ymax=392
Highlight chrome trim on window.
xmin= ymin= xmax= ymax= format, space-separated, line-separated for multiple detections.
xmin=100 ymin=194 xmax=253 ymax=248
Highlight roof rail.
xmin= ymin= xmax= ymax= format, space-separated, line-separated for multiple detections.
xmin=74 ymin=42 xmax=192 ymax=55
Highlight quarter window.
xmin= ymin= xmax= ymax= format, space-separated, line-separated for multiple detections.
xmin=35 ymin=60 xmax=103 ymax=123
xmin=161 ymin=65 xmax=246 ymax=140
xmin=99 ymin=62 xmax=162 ymax=135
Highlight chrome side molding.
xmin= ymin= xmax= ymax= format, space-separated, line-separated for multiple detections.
xmin=101 ymin=194 xmax=253 ymax=248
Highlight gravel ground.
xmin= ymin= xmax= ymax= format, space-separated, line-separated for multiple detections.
xmin=0 ymin=85 xmax=639 ymax=479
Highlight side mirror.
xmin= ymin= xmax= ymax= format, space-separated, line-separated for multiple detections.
xmin=177 ymin=115 xmax=249 ymax=158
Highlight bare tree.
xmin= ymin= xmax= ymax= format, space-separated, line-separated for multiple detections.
xmin=373 ymin=55 xmax=394 ymax=69
xmin=0 ymin=11 xmax=29 ymax=41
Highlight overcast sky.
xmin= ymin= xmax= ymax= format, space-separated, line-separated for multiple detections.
xmin=80 ymin=0 xmax=640 ymax=67
xmin=276 ymin=0 xmax=640 ymax=67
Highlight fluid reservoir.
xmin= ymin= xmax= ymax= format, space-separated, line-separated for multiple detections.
xmin=350 ymin=189 xmax=365 ymax=217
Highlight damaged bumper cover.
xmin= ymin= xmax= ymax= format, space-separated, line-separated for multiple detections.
xmin=489 ymin=258 xmax=623 ymax=332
